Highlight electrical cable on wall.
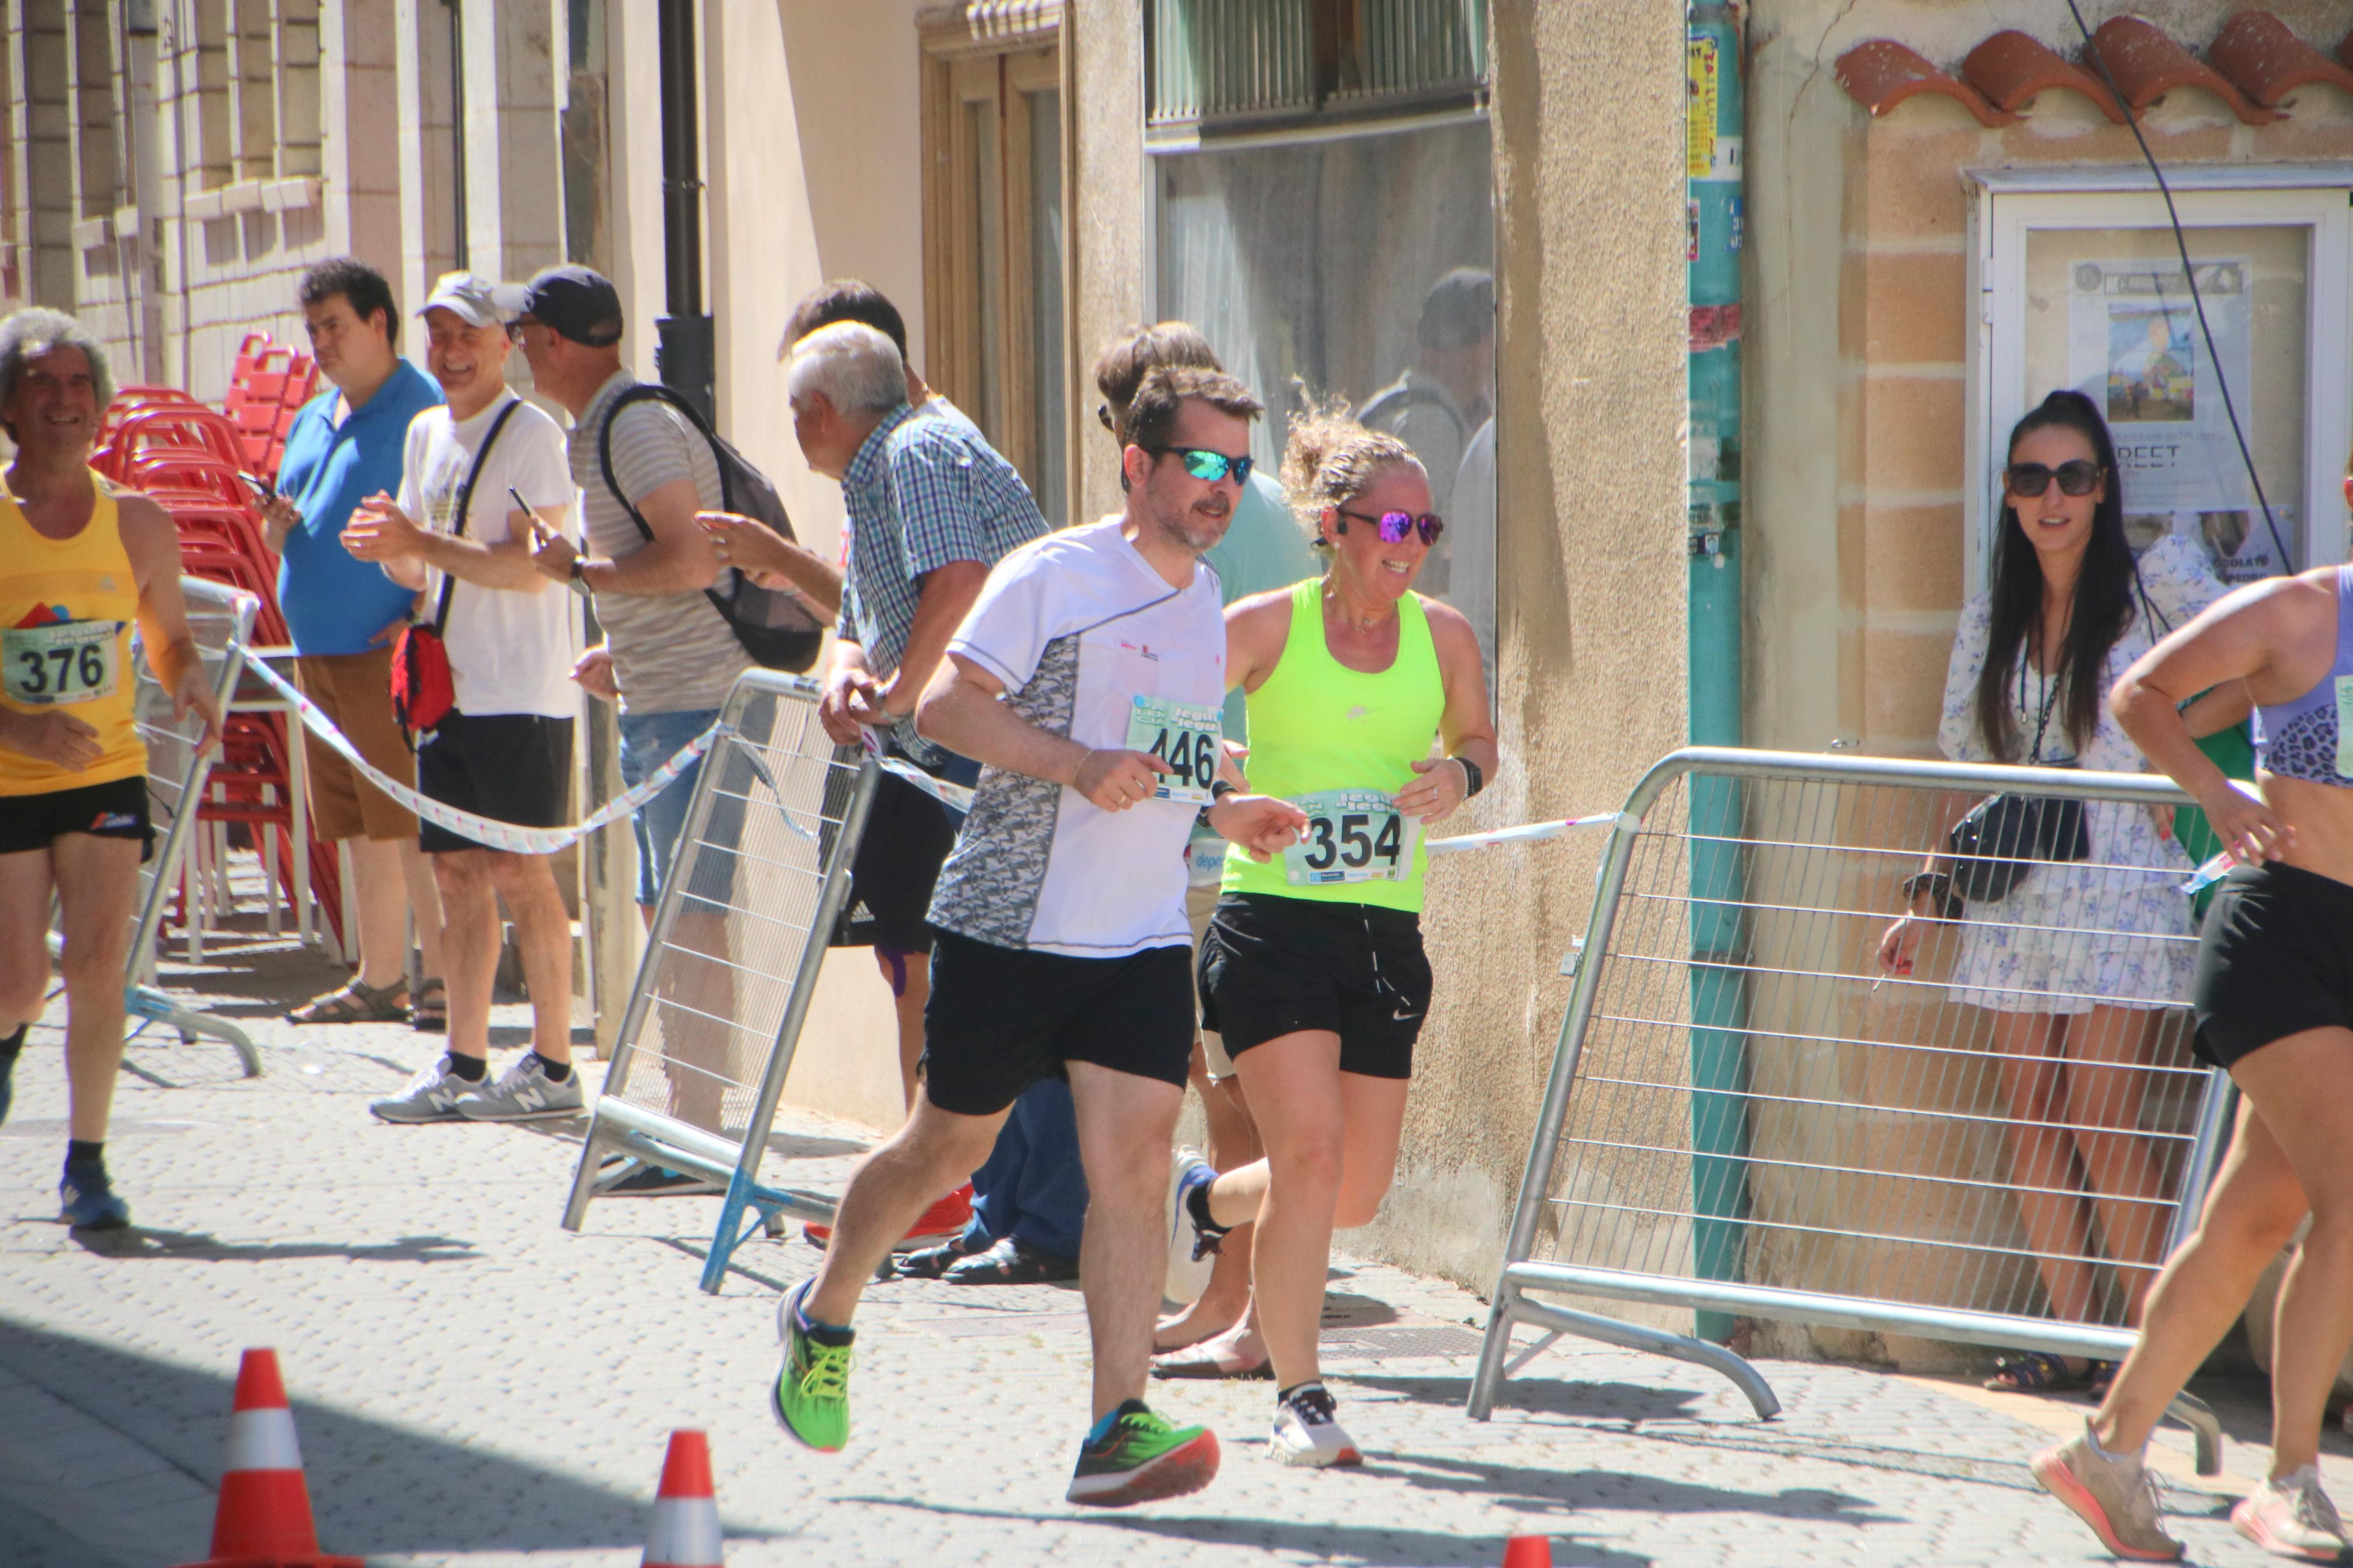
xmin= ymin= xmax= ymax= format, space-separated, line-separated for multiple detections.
xmin=2064 ymin=0 xmax=2292 ymax=573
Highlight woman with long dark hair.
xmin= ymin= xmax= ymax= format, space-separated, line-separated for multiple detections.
xmin=1879 ymin=389 xmax=2230 ymax=1393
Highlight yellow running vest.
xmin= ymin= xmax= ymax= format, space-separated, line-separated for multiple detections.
xmin=1222 ymin=578 xmax=1446 ymax=912
xmin=0 ymin=476 xmax=148 ymax=795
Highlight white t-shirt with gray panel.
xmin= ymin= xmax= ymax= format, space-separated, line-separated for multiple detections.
xmin=927 ymin=518 xmax=1227 ymax=959
xmin=569 ymin=369 xmax=751 ymax=716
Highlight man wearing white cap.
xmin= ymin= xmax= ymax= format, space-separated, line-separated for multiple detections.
xmin=339 ymin=271 xmax=587 ymax=1125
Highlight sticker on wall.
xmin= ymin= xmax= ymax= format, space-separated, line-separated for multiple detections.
xmin=1687 ymin=37 xmax=1718 ymax=181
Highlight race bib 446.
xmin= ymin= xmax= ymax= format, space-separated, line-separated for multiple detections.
xmin=4 ymin=618 xmax=120 ymax=707
xmin=1127 ymin=695 xmax=1223 ymax=806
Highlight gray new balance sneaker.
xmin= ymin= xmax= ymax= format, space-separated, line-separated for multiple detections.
xmin=370 ymin=1055 xmax=478 ymax=1123
xmin=455 ymin=1053 xmax=585 ymax=1122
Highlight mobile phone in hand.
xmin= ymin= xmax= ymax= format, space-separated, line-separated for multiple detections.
xmin=516 ymin=488 xmax=590 ymax=597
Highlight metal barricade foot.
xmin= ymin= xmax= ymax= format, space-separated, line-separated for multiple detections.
xmin=1482 ymin=1293 xmax=1781 ymax=1421
xmin=125 ymin=986 xmax=261 ymax=1077
xmin=2163 ymin=1391 xmax=2223 ymax=1477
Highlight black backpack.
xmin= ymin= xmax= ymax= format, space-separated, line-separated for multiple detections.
xmin=596 ymin=383 xmax=826 ymax=672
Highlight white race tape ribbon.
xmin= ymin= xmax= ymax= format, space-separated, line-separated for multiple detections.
xmin=1425 ymin=810 xmax=1635 ymax=854
xmin=858 ymin=731 xmax=978 ymax=815
xmin=852 ymin=727 xmax=1632 ymax=854
xmin=239 ymin=652 xmax=721 ymax=854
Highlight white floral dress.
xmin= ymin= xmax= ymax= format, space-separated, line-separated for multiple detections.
xmin=1935 ymin=535 xmax=2225 ymax=1015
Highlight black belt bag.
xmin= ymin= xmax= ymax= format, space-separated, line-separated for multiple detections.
xmin=1945 ymin=662 xmax=2088 ymax=904
xmin=1946 ymin=788 xmax=2088 ymax=904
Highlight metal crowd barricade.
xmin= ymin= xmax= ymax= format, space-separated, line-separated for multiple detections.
xmin=58 ymin=577 xmax=261 ymax=1072
xmin=562 ymin=669 xmax=879 ymax=1292
xmin=1470 ymin=748 xmax=2233 ymax=1473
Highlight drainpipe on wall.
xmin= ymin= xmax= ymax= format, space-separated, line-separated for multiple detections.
xmin=654 ymin=0 xmax=714 ymax=422
xmin=1685 ymin=0 xmax=1751 ymax=1346
xmin=123 ymin=0 xmax=166 ymax=386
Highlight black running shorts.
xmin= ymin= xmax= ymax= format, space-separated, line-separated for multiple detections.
xmin=835 ymin=767 xmax=959 ymax=955
xmin=1197 ymin=893 xmax=1431 ymax=1079
xmin=414 ymin=712 xmax=573 ymax=854
xmin=920 ymin=926 xmax=1196 ymax=1117
xmin=0 ymin=774 xmax=153 ymax=861
xmin=2192 ymin=861 xmax=2353 ymax=1069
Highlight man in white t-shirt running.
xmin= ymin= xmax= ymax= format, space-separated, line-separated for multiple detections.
xmin=769 ymin=367 xmax=1304 ymax=1507
xmin=340 ymin=272 xmax=585 ymax=1126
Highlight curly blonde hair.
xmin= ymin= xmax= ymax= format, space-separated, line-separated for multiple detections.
xmin=1279 ymin=393 xmax=1422 ymax=549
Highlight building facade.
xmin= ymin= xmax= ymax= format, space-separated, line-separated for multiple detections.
xmin=13 ymin=2 xmax=2349 ymax=1337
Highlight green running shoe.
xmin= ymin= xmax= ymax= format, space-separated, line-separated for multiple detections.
xmin=771 ymin=1282 xmax=853 ymax=1452
xmin=1066 ymin=1400 xmax=1220 ymax=1507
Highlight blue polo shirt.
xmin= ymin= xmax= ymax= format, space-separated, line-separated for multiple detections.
xmin=273 ymin=360 xmax=444 ymax=655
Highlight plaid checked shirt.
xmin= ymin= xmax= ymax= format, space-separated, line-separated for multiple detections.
xmin=838 ymin=401 xmax=1048 ymax=756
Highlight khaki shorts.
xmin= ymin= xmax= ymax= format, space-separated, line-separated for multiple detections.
xmin=1187 ymin=881 xmax=1236 ymax=1079
xmin=294 ymin=648 xmax=418 ymax=842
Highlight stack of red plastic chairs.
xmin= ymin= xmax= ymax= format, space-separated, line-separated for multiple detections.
xmin=100 ymin=332 xmax=343 ymax=953
xmin=222 ymin=333 xmax=319 ymax=477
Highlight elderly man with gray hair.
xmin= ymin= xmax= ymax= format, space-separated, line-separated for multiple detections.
xmin=789 ymin=319 xmax=1046 ymax=1231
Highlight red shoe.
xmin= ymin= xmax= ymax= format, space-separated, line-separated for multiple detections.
xmin=804 ymin=1183 xmax=974 ymax=1251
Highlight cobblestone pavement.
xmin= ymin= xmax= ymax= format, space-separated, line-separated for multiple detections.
xmin=3 ymin=918 xmax=2348 ymax=1567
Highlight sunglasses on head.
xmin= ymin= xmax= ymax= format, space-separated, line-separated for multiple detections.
xmin=1148 ymin=446 xmax=1253 ymax=486
xmin=1337 ymin=509 xmax=1445 ymax=546
xmin=2005 ymin=460 xmax=2104 ymax=499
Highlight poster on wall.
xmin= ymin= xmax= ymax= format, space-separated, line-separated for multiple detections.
xmin=2066 ymin=257 xmax=2283 ymax=582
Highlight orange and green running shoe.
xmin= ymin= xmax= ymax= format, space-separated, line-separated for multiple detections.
xmin=1066 ymin=1400 xmax=1220 ymax=1507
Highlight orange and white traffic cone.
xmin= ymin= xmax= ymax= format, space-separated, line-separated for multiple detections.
xmin=176 ymin=1348 xmax=362 ymax=1568
xmin=641 ymin=1429 xmax=724 ymax=1568
xmin=1501 ymin=1535 xmax=1555 ymax=1568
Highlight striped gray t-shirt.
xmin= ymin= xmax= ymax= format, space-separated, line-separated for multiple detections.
xmin=569 ymin=370 xmax=750 ymax=715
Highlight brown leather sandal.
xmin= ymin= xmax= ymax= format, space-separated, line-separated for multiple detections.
xmin=410 ymin=976 xmax=447 ymax=1034
xmin=286 ymin=976 xmax=409 ymax=1025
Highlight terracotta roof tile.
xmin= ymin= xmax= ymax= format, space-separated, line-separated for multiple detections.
xmin=2207 ymin=12 xmax=2353 ymax=110
xmin=1960 ymin=30 xmax=2125 ymax=123
xmin=1835 ymin=40 xmax=2018 ymax=127
xmin=2083 ymin=15 xmax=2279 ymax=124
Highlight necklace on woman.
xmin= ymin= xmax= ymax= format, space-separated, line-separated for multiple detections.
xmin=1323 ymin=586 xmax=1393 ymax=637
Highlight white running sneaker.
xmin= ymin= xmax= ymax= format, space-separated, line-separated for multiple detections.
xmin=1269 ymin=1382 xmax=1361 ymax=1469
xmin=453 ymin=1053 xmax=586 ymax=1122
xmin=370 ymin=1055 xmax=478 ymax=1123
xmin=1163 ymin=1147 xmax=1216 ymax=1306
xmin=2233 ymin=1467 xmax=2350 ymax=1563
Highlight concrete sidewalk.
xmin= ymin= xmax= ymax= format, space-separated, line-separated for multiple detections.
xmin=3 ymin=917 xmax=2346 ymax=1567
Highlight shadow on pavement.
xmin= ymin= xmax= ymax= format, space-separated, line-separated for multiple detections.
xmin=68 ymin=1228 xmax=477 ymax=1265
xmin=0 ymin=1323 xmax=786 ymax=1557
xmin=1367 ymin=1453 xmax=1891 ymax=1526
xmin=838 ymin=1497 xmax=1652 ymax=1567
xmin=1346 ymin=1373 xmax=1710 ymax=1424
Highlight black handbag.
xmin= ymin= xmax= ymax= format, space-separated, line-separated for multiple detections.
xmin=1946 ymin=659 xmax=2088 ymax=904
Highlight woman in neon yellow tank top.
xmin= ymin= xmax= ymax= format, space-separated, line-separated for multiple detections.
xmin=1174 ymin=406 xmax=1498 ymax=1467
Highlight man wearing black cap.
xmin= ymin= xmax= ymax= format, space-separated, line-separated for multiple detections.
xmin=509 ymin=265 xmax=744 ymax=1187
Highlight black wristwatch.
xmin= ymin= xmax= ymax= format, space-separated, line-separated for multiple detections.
xmin=567 ymin=553 xmax=587 ymax=586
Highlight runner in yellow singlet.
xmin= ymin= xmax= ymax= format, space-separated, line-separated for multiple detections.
xmin=1167 ymin=403 xmax=1499 ymax=1466
xmin=0 ymin=309 xmax=223 ymax=1230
